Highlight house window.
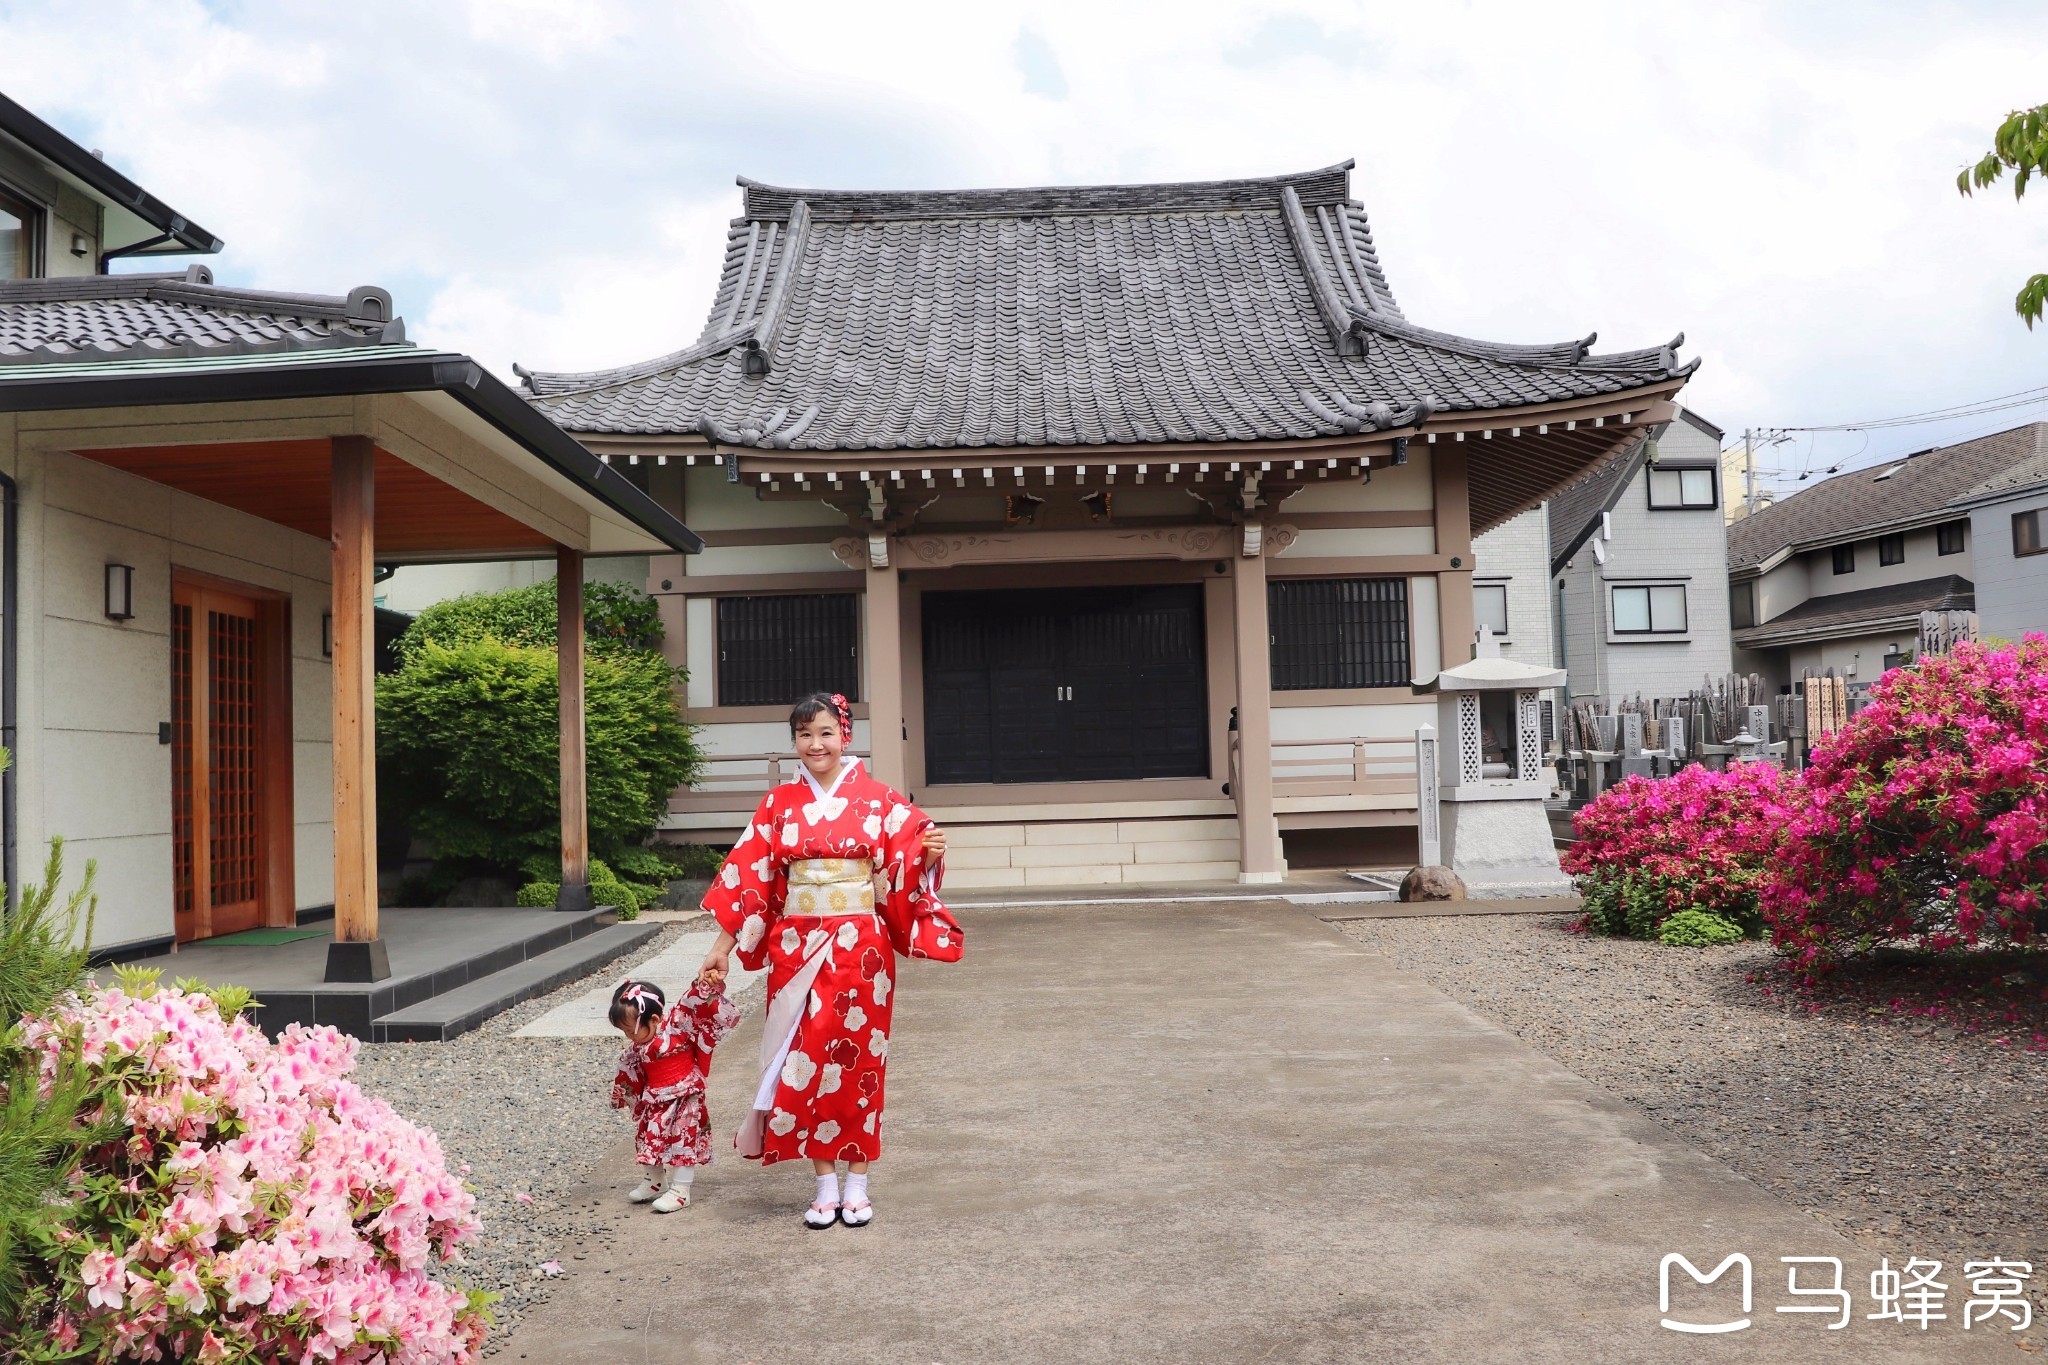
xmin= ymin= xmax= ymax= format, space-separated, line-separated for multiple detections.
xmin=0 ymin=186 xmax=39 ymax=280
xmin=2016 ymin=509 xmax=2047 ymax=559
xmin=1647 ymin=466 xmax=1717 ymax=510
xmin=1878 ymin=532 xmax=1905 ymax=566
xmin=1269 ymin=577 xmax=1410 ymax=690
xmin=1937 ymin=521 xmax=1967 ymax=555
xmin=1831 ymin=544 xmax=1855 ymax=575
xmin=1611 ymin=583 xmax=1687 ymax=634
xmin=1473 ymin=582 xmax=1509 ymax=639
xmin=1730 ymin=580 xmax=1755 ymax=629
xmin=715 ymin=593 xmax=859 ymax=706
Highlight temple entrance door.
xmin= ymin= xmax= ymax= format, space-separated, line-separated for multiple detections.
xmin=922 ymin=584 xmax=1208 ymax=785
xmin=172 ymin=577 xmax=291 ymax=943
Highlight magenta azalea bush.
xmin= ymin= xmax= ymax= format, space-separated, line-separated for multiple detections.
xmin=1563 ymin=762 xmax=1792 ymax=939
xmin=3 ymin=973 xmax=487 ymax=1363
xmin=1760 ymin=637 xmax=2048 ymax=966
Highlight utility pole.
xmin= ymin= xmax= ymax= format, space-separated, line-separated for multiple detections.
xmin=1742 ymin=427 xmax=1757 ymax=520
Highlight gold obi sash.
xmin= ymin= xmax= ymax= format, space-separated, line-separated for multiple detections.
xmin=785 ymin=858 xmax=878 ymax=917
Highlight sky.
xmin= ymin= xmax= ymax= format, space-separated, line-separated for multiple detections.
xmin=4 ymin=1 xmax=2048 ymax=497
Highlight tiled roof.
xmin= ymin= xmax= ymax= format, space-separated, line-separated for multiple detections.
xmin=1733 ymin=574 xmax=1974 ymax=648
xmin=0 ymin=267 xmax=406 ymax=365
xmin=1727 ymin=423 xmax=2048 ymax=569
xmin=522 ymin=162 xmax=1693 ymax=451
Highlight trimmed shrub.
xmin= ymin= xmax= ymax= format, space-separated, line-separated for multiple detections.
xmin=609 ymin=843 xmax=723 ymax=883
xmin=378 ymin=639 xmax=700 ymax=873
xmin=1564 ymin=763 xmax=1791 ymax=938
xmin=1760 ymin=636 xmax=2048 ymax=966
xmin=4 ymin=971 xmax=487 ymax=1361
xmin=393 ymin=578 xmax=662 ymax=663
xmin=515 ymin=861 xmax=643 ymax=920
xmin=1659 ymin=909 xmax=1745 ymax=947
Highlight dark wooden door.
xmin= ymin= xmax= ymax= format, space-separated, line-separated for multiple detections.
xmin=922 ymin=585 xmax=1208 ymax=785
xmin=172 ymin=581 xmax=287 ymax=942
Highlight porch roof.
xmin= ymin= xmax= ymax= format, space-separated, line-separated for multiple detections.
xmin=0 ymin=271 xmax=701 ymax=558
xmin=521 ymin=162 xmax=1694 ymax=480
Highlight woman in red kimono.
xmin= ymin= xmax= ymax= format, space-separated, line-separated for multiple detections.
xmin=699 ymin=691 xmax=964 ymax=1229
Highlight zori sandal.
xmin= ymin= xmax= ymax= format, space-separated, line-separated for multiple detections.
xmin=839 ymin=1197 xmax=872 ymax=1228
xmin=803 ymin=1199 xmax=840 ymax=1230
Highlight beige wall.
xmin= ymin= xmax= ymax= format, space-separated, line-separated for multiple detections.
xmin=1 ymin=430 xmax=334 ymax=951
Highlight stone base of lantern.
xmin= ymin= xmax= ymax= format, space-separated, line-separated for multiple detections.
xmin=1439 ymin=799 xmax=1573 ymax=899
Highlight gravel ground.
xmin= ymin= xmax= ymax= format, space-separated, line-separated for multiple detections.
xmin=350 ymin=919 xmax=706 ymax=1351
xmin=1336 ymin=912 xmax=2048 ymax=1330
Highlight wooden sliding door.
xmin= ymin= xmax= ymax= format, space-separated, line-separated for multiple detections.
xmin=172 ymin=577 xmax=294 ymax=943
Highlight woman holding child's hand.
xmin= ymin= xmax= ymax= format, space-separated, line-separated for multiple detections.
xmin=698 ymin=691 xmax=964 ymax=1230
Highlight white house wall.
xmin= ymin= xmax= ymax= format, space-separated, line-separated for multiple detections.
xmin=1470 ymin=506 xmax=1553 ymax=673
xmin=1968 ymin=490 xmax=2048 ymax=641
xmin=1557 ymin=419 xmax=1733 ymax=700
xmin=4 ymin=436 xmax=335 ymax=951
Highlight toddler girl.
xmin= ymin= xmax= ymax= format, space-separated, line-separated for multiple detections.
xmin=609 ymin=975 xmax=740 ymax=1212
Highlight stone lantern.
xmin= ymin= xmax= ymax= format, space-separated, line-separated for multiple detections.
xmin=1411 ymin=628 xmax=1572 ymax=897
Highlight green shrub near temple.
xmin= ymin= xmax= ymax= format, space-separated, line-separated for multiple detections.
xmin=377 ymin=579 xmax=700 ymax=882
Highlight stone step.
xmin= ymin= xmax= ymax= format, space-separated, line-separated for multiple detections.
xmin=369 ymin=921 xmax=661 ymax=1043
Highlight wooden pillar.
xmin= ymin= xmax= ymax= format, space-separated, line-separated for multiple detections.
xmin=325 ymin=436 xmax=389 ymax=983
xmin=1231 ymin=541 xmax=1283 ymax=883
xmin=557 ymin=547 xmax=592 ymax=911
xmin=1434 ymin=441 xmax=1476 ymax=667
xmin=865 ymin=548 xmax=906 ymax=789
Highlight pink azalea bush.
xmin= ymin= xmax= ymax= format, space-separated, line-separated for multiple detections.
xmin=3 ymin=973 xmax=487 ymax=1363
xmin=1759 ymin=636 xmax=2048 ymax=967
xmin=1564 ymin=762 xmax=1793 ymax=939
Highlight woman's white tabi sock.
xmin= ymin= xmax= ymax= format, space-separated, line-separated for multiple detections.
xmin=843 ymin=1173 xmax=869 ymax=1206
xmin=803 ymin=1172 xmax=841 ymax=1229
xmin=815 ymin=1173 xmax=841 ymax=1206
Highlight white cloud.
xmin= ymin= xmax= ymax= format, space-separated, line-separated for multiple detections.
xmin=4 ymin=0 xmax=2046 ymax=486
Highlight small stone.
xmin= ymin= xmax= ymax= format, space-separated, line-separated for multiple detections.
xmin=1398 ymin=865 xmax=1466 ymax=902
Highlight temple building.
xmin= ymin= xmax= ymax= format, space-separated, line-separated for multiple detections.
xmin=522 ymin=162 xmax=1695 ymax=886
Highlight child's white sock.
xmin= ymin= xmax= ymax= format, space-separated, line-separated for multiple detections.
xmin=844 ymin=1172 xmax=869 ymax=1205
xmin=815 ymin=1172 xmax=841 ymax=1207
xmin=668 ymin=1166 xmax=695 ymax=1190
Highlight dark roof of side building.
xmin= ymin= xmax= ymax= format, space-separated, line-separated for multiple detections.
xmin=0 ymin=89 xmax=222 ymax=258
xmin=1547 ymin=434 xmax=1650 ymax=573
xmin=1731 ymin=574 xmax=1974 ymax=649
xmin=0 ymin=266 xmax=403 ymax=363
xmin=521 ymin=162 xmax=1694 ymax=453
xmin=1728 ymin=422 xmax=2048 ymax=571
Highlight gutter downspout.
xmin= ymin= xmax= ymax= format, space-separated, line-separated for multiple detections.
xmin=0 ymin=469 xmax=16 ymax=910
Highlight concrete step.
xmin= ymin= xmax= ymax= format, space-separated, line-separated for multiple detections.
xmin=369 ymin=921 xmax=660 ymax=1043
xmin=942 ymin=816 xmax=1241 ymax=888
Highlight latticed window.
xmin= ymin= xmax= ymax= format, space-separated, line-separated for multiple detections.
xmin=716 ymin=593 xmax=860 ymax=706
xmin=1268 ymin=577 xmax=1410 ymax=690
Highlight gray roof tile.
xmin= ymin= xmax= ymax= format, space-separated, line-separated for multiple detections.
xmin=1728 ymin=423 xmax=2048 ymax=569
xmin=1733 ymin=574 xmax=1973 ymax=648
xmin=0 ymin=267 xmax=405 ymax=364
xmin=523 ymin=162 xmax=1692 ymax=451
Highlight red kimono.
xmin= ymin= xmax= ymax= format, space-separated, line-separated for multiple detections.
xmin=703 ymin=758 xmax=963 ymax=1166
xmin=610 ymin=978 xmax=741 ymax=1168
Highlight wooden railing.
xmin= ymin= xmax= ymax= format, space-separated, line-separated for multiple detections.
xmin=668 ymin=750 xmax=869 ymax=814
xmin=1229 ymin=733 xmax=1419 ymax=803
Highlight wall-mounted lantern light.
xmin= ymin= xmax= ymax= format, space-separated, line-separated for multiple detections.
xmin=104 ymin=563 xmax=135 ymax=620
xmin=321 ymin=611 xmax=334 ymax=658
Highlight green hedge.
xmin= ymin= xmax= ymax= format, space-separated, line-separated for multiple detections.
xmin=377 ymin=638 xmax=700 ymax=872
xmin=392 ymin=577 xmax=662 ymax=663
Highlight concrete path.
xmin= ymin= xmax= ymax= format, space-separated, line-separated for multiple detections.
xmin=515 ymin=931 xmax=765 ymax=1038
xmin=502 ymin=903 xmax=2008 ymax=1363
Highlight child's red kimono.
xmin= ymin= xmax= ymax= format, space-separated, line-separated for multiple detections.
xmin=611 ymin=978 xmax=741 ymax=1168
xmin=703 ymin=757 xmax=964 ymax=1167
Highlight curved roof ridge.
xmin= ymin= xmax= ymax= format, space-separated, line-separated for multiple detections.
xmin=737 ymin=160 xmax=1357 ymax=222
xmin=517 ymin=324 xmax=754 ymax=398
xmin=1356 ymin=312 xmax=1690 ymax=374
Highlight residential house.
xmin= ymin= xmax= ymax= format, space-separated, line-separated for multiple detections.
xmin=0 ymin=91 xmax=699 ymax=973
xmin=1727 ymin=421 xmax=2048 ymax=692
xmin=521 ymin=162 xmax=1695 ymax=884
xmin=1548 ymin=407 xmax=1734 ymax=702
